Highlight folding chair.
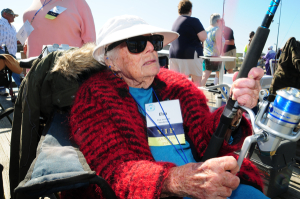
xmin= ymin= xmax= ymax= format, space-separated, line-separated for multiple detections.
xmin=0 ymin=44 xmax=24 ymax=102
xmin=0 ymin=50 xmax=20 ymax=124
xmin=0 ymin=53 xmax=33 ymax=125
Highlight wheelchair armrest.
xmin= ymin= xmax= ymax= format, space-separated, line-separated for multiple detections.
xmin=90 ymin=176 xmax=117 ymax=199
xmin=19 ymin=56 xmax=39 ymax=68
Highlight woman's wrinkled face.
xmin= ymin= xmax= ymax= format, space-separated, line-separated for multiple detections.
xmin=106 ymin=39 xmax=160 ymax=89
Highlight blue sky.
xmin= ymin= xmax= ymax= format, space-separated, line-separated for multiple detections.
xmin=3 ymin=0 xmax=299 ymax=54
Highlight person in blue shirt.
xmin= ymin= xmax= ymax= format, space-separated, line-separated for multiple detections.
xmin=261 ymin=45 xmax=276 ymax=75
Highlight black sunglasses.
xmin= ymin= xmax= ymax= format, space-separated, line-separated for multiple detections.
xmin=105 ymin=35 xmax=164 ymax=54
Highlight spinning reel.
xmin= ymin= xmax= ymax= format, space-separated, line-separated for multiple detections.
xmin=238 ymin=87 xmax=300 ymax=167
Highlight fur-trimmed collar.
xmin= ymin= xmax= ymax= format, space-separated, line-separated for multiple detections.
xmin=51 ymin=43 xmax=104 ymax=80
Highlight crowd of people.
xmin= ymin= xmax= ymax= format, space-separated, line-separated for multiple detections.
xmin=169 ymin=1 xmax=239 ymax=87
xmin=0 ymin=0 xmax=289 ymax=199
xmin=168 ymin=1 xmax=279 ymax=87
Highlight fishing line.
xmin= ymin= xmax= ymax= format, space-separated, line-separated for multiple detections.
xmin=275 ymin=0 xmax=282 ymax=53
xmin=273 ymin=0 xmax=282 ymax=72
xmin=279 ymin=5 xmax=298 ymax=47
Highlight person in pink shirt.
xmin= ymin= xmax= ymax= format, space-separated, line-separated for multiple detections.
xmin=23 ymin=0 xmax=96 ymax=58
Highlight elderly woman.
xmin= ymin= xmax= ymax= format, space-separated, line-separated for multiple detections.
xmin=62 ymin=15 xmax=268 ymax=199
xmin=201 ymin=13 xmax=224 ymax=86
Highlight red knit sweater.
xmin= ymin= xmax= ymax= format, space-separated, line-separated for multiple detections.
xmin=62 ymin=68 xmax=263 ymax=198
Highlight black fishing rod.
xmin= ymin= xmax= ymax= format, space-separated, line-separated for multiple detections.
xmin=202 ymin=0 xmax=281 ymax=162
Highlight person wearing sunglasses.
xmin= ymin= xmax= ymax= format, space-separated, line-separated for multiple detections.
xmin=62 ymin=15 xmax=268 ymax=199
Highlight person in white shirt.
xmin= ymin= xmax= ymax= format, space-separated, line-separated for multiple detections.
xmin=0 ymin=8 xmax=21 ymax=96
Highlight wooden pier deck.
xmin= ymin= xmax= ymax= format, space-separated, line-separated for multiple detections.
xmin=0 ymin=88 xmax=299 ymax=199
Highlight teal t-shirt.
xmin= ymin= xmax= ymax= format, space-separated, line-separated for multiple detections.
xmin=129 ymin=87 xmax=197 ymax=166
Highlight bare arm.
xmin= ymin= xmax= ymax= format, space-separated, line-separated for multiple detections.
xmin=197 ymin=30 xmax=207 ymax=42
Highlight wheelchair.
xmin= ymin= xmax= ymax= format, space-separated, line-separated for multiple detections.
xmin=9 ymin=46 xmax=117 ymax=199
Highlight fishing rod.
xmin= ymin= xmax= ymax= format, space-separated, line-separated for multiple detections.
xmin=202 ymin=0 xmax=281 ymax=162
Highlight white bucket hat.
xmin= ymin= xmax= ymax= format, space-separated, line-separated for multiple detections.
xmin=93 ymin=15 xmax=179 ymax=64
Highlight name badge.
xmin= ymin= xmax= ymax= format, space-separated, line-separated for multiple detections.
xmin=16 ymin=20 xmax=34 ymax=45
xmin=45 ymin=6 xmax=67 ymax=20
xmin=145 ymin=99 xmax=185 ymax=146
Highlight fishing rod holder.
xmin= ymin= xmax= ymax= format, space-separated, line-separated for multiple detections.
xmin=201 ymin=84 xmax=231 ymax=107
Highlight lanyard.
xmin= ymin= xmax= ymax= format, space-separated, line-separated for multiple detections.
xmin=31 ymin=0 xmax=53 ymax=24
xmin=130 ymin=87 xmax=189 ymax=164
